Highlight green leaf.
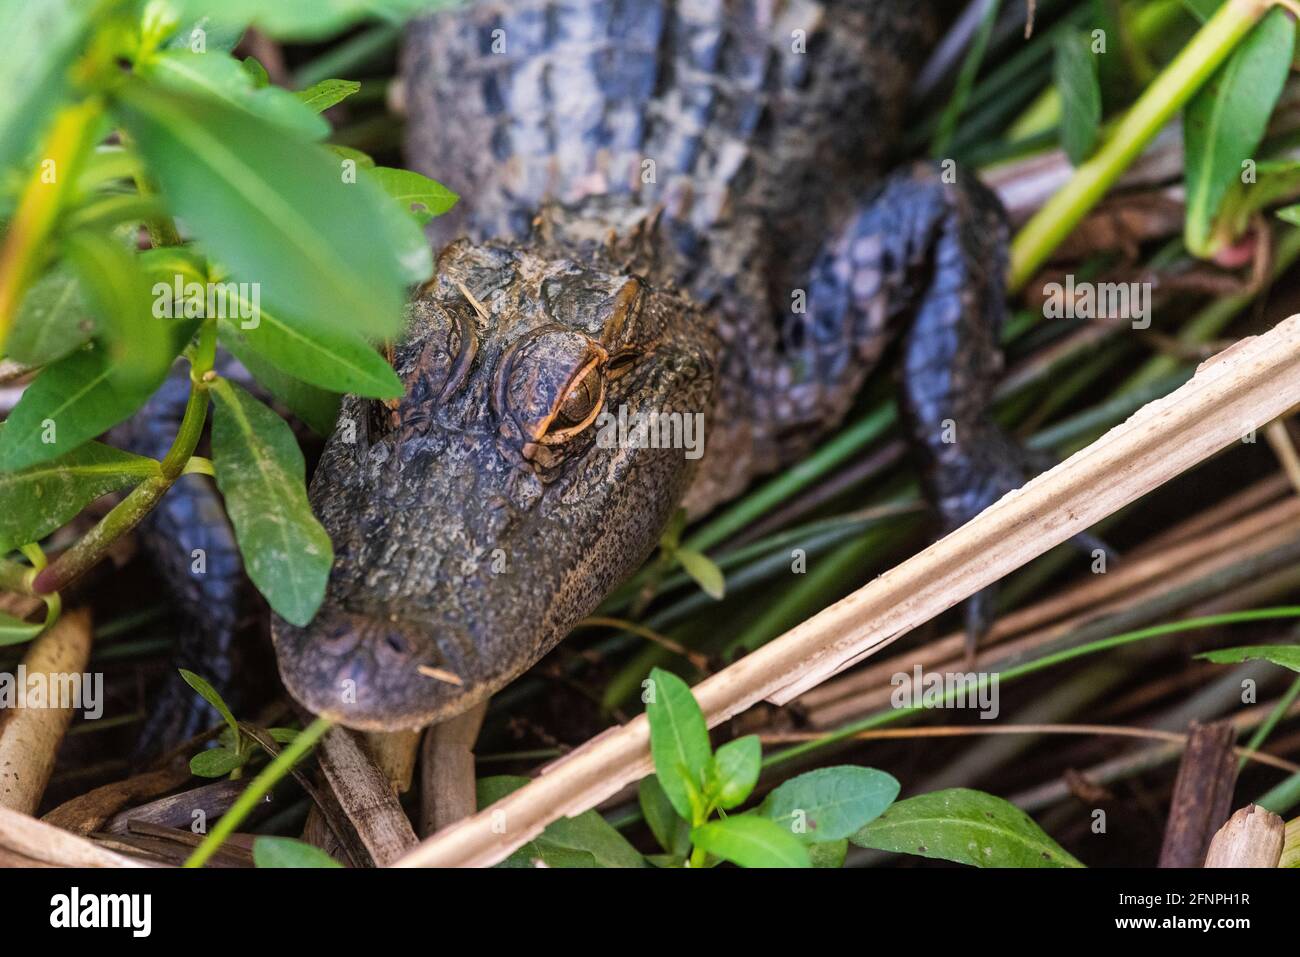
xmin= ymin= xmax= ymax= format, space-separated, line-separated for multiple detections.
xmin=762 ymin=765 xmax=899 ymax=843
xmin=296 ymin=78 xmax=361 ymax=113
xmin=1183 ymin=6 xmax=1294 ymax=257
xmin=706 ymin=735 xmax=761 ymax=810
xmin=638 ymin=775 xmax=691 ymax=857
xmin=0 ymin=609 xmax=45 ymax=647
xmin=809 ymin=839 xmax=848 ymax=868
xmin=163 ymin=13 xmax=248 ymax=53
xmin=112 ymin=80 xmax=429 ymax=341
xmin=676 ymin=548 xmax=725 ymax=600
xmin=62 ymin=231 xmax=174 ymax=390
xmin=0 ymin=0 xmax=95 ymax=173
xmin=189 ymin=746 xmax=245 ymax=778
xmin=178 ymin=668 xmax=239 ymax=738
xmin=1053 ymin=29 xmax=1101 ymax=165
xmin=0 ymin=330 xmax=194 ymax=471
xmin=215 ymin=302 xmax=402 ymax=398
xmin=478 ymin=776 xmax=645 ymax=868
xmin=210 ymin=379 xmax=333 ymax=626
xmin=267 ymin=727 xmax=300 ymax=744
xmin=220 ymin=335 xmax=341 ymax=436
xmin=366 ymin=167 xmax=459 ymax=224
xmin=1181 ymin=0 xmax=1223 ymax=23
xmin=1198 ymin=644 xmax=1300 ymax=673
xmin=329 ymin=145 xmax=375 ymax=169
xmin=241 ymin=56 xmax=270 ymax=88
xmin=691 ymin=816 xmax=810 ymax=868
xmin=253 ymin=836 xmax=343 ymax=867
xmin=5 ymin=266 xmax=96 ymax=366
xmin=143 ymin=49 xmax=329 ymax=140
xmin=646 ymin=667 xmax=712 ymax=822
xmin=851 ymin=788 xmax=1083 ymax=868
xmin=0 ymin=430 xmax=158 ymax=554
xmin=166 ymin=0 xmax=456 ymax=42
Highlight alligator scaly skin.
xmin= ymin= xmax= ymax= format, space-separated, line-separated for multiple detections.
xmin=271 ymin=0 xmax=1019 ymax=729
xmin=403 ymin=0 xmax=948 ymax=511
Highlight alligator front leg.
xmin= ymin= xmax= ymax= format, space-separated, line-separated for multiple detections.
xmin=802 ymin=161 xmax=1029 ymax=659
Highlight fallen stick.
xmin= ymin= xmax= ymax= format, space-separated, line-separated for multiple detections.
xmin=0 ymin=804 xmax=147 ymax=867
xmin=1204 ymin=804 xmax=1285 ymax=868
xmin=1158 ymin=721 xmax=1238 ymax=867
xmin=396 ymin=314 xmax=1300 ymax=868
xmin=0 ymin=608 xmax=93 ymax=814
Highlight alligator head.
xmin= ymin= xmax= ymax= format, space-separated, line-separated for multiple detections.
xmin=272 ymin=232 xmax=715 ymax=730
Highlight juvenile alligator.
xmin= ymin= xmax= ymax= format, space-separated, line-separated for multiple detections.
xmin=271 ymin=0 xmax=1026 ymax=731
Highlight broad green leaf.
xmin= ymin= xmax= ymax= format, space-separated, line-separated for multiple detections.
xmin=210 ymin=379 xmax=333 ymax=626
xmin=0 ymin=330 xmax=194 ymax=471
xmin=367 ymin=167 xmax=459 ymax=224
xmin=1053 ymin=30 xmax=1101 ymax=165
xmin=253 ymin=836 xmax=343 ymax=868
xmin=143 ymin=50 xmax=329 ymax=140
xmin=691 ymin=816 xmax=810 ymax=868
xmin=216 ymin=302 xmax=402 ymax=398
xmin=478 ymin=776 xmax=645 ymax=868
xmin=0 ymin=609 xmax=45 ymax=647
xmin=646 ymin=667 xmax=712 ymax=822
xmin=1183 ymin=7 xmax=1294 ymax=257
xmin=167 ymin=0 xmax=457 ymax=42
xmin=707 ymin=735 xmax=760 ymax=810
xmin=0 ymin=0 xmax=95 ymax=173
xmin=221 ymin=335 xmax=342 ymax=436
xmin=267 ymin=727 xmax=300 ymax=744
xmin=1213 ymin=160 xmax=1300 ymax=246
xmin=162 ymin=13 xmax=247 ymax=53
xmin=809 ymin=839 xmax=848 ymax=869
xmin=241 ymin=56 xmax=270 ymax=87
xmin=296 ymin=79 xmax=361 ymax=112
xmin=0 ymin=430 xmax=158 ymax=554
xmin=638 ymin=775 xmax=691 ymax=857
xmin=330 ymin=145 xmax=375 ymax=169
xmin=762 ymin=766 xmax=899 ymax=843
xmin=1198 ymin=644 xmax=1300 ymax=673
xmin=189 ymin=746 xmax=244 ymax=778
xmin=851 ymin=788 xmax=1083 ymax=868
xmin=112 ymin=81 xmax=429 ymax=341
xmin=1181 ymin=0 xmax=1222 ymax=22
xmin=178 ymin=668 xmax=239 ymax=737
xmin=5 ymin=266 xmax=96 ymax=365
xmin=676 ymin=548 xmax=724 ymax=600
xmin=63 ymin=231 xmax=174 ymax=390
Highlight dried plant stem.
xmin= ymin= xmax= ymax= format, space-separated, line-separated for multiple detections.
xmin=0 ymin=608 xmax=93 ymax=814
xmin=758 ymin=724 xmax=1300 ymax=774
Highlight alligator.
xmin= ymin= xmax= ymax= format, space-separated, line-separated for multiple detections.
xmin=254 ymin=0 xmax=1040 ymax=733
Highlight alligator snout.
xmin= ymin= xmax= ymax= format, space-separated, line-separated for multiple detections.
xmin=274 ymin=605 xmax=481 ymax=730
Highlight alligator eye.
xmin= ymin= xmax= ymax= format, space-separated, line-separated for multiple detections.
xmin=541 ymin=363 xmax=606 ymax=442
xmin=557 ymin=368 xmax=602 ymax=426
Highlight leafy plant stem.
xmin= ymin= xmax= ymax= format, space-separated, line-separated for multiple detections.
xmin=32 ymin=324 xmax=217 ymax=595
xmin=184 ymin=717 xmax=333 ymax=868
xmin=1008 ymin=0 xmax=1272 ymax=290
xmin=1239 ymin=673 xmax=1300 ymax=771
xmin=0 ymin=98 xmax=104 ymax=352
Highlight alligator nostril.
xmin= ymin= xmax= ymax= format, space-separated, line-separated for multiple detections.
xmin=384 ymin=632 xmax=409 ymax=655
